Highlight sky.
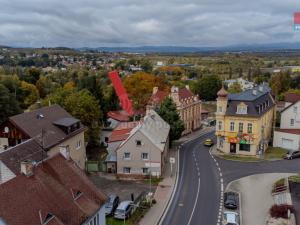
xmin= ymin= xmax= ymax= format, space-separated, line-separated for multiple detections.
xmin=0 ymin=0 xmax=300 ymax=48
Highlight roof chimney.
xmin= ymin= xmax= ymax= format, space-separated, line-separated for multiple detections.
xmin=252 ymin=89 xmax=257 ymax=96
xmin=259 ymin=85 xmax=264 ymax=92
xmin=20 ymin=160 xmax=34 ymax=177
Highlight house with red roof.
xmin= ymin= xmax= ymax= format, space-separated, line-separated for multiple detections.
xmin=147 ymin=85 xmax=202 ymax=135
xmin=0 ymin=150 xmax=107 ymax=225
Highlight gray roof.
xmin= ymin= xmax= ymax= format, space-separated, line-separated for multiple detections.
xmin=226 ymin=84 xmax=274 ymax=117
xmin=53 ymin=117 xmax=80 ymax=127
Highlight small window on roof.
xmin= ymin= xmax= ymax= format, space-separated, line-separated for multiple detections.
xmin=236 ymin=103 xmax=247 ymax=115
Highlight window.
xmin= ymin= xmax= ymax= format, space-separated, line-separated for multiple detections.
xmin=240 ymin=144 xmax=250 ymax=152
xmin=236 ymin=105 xmax=247 ymax=114
xmin=142 ymin=168 xmax=149 ymax=174
xmin=291 ymin=119 xmax=295 ymax=126
xmin=104 ymin=137 xmax=109 ymax=143
xmin=230 ymin=122 xmax=235 ymax=131
xmin=247 ymin=123 xmax=253 ymax=134
xmin=136 ymin=140 xmax=142 ymax=146
xmin=141 ymin=153 xmax=149 ymax=160
xmin=124 ymin=152 xmax=131 ymax=160
xmin=294 ymin=107 xmax=298 ymax=113
xmin=123 ymin=167 xmax=131 ymax=174
xmin=238 ymin=123 xmax=243 ymax=133
xmin=76 ymin=140 xmax=81 ymax=150
xmin=218 ymin=121 xmax=223 ymax=131
xmin=218 ymin=106 xmax=223 ymax=113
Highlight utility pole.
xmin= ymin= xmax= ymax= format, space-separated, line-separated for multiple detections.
xmin=260 ymin=125 xmax=265 ymax=158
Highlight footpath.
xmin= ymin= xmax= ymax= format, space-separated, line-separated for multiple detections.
xmin=139 ymin=127 xmax=214 ymax=225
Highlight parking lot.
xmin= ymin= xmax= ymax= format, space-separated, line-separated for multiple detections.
xmin=89 ymin=172 xmax=156 ymax=201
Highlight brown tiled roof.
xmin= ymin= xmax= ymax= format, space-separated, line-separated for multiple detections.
xmin=178 ymin=88 xmax=194 ymax=100
xmin=108 ymin=110 xmax=130 ymax=122
xmin=0 ymin=139 xmax=46 ymax=174
xmin=275 ymin=128 xmax=300 ymax=135
xmin=108 ymin=121 xmax=139 ymax=143
xmin=285 ymin=93 xmax=300 ymax=103
xmin=8 ymin=105 xmax=85 ymax=149
xmin=0 ymin=154 xmax=107 ymax=225
xmin=148 ymin=90 xmax=169 ymax=106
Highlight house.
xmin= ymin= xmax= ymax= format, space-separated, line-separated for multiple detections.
xmin=273 ymin=100 xmax=300 ymax=150
xmin=116 ymin=110 xmax=170 ymax=178
xmin=215 ymin=84 xmax=276 ymax=156
xmin=224 ymin=78 xmax=255 ymax=91
xmin=0 ymin=105 xmax=86 ymax=169
xmin=105 ymin=121 xmax=139 ymax=173
xmin=276 ymin=93 xmax=300 ymax=112
xmin=147 ymin=85 xmax=202 ymax=135
xmin=0 ymin=152 xmax=107 ymax=225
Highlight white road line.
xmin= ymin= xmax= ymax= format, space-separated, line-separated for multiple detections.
xmin=187 ymin=178 xmax=201 ymax=225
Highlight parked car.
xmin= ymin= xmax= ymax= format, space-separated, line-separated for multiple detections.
xmin=223 ymin=211 xmax=239 ymax=225
xmin=284 ymin=150 xmax=300 ymax=160
xmin=114 ymin=201 xmax=133 ymax=219
xmin=224 ymin=192 xmax=238 ymax=210
xmin=204 ymin=138 xmax=214 ymax=147
xmin=105 ymin=194 xmax=120 ymax=216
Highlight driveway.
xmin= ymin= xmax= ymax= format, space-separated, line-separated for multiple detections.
xmin=89 ymin=173 xmax=154 ymax=201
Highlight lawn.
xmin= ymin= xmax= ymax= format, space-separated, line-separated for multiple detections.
xmin=289 ymin=175 xmax=300 ymax=183
xmin=264 ymin=147 xmax=288 ymax=160
xmin=220 ymin=154 xmax=263 ymax=162
xmin=106 ymin=205 xmax=150 ymax=225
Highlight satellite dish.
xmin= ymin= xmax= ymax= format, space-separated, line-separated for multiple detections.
xmin=3 ymin=127 xmax=9 ymax=133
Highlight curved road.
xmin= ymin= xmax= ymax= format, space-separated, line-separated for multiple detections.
xmin=161 ymin=130 xmax=300 ymax=225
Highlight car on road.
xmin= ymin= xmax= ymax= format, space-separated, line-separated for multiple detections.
xmin=224 ymin=191 xmax=238 ymax=210
xmin=105 ymin=194 xmax=120 ymax=216
xmin=284 ymin=150 xmax=300 ymax=160
xmin=204 ymin=138 xmax=214 ymax=147
xmin=114 ymin=200 xmax=133 ymax=220
xmin=223 ymin=211 xmax=239 ymax=225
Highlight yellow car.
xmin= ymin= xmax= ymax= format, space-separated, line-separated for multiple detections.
xmin=204 ymin=138 xmax=214 ymax=147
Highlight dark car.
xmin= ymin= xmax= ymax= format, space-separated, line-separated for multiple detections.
xmin=224 ymin=192 xmax=238 ymax=210
xmin=105 ymin=195 xmax=120 ymax=216
xmin=284 ymin=150 xmax=300 ymax=160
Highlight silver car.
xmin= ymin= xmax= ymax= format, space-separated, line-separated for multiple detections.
xmin=114 ymin=201 xmax=133 ymax=219
xmin=223 ymin=211 xmax=239 ymax=225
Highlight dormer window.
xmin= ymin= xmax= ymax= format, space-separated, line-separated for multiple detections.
xmin=236 ymin=103 xmax=247 ymax=115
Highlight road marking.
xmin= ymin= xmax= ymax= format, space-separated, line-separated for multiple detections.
xmin=187 ymin=178 xmax=201 ymax=225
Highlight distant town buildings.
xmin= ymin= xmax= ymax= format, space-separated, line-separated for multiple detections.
xmin=215 ymin=84 xmax=276 ymax=156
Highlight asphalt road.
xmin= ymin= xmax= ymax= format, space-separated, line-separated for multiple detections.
xmin=161 ymin=130 xmax=300 ymax=225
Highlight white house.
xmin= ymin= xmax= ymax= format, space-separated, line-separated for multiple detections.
xmin=224 ymin=78 xmax=254 ymax=91
xmin=116 ymin=110 xmax=170 ymax=178
xmin=273 ymin=100 xmax=300 ymax=150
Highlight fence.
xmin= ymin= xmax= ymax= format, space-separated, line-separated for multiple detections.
xmin=86 ymin=160 xmax=106 ymax=172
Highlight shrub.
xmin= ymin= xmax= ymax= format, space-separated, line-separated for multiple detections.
xmin=270 ymin=204 xmax=294 ymax=219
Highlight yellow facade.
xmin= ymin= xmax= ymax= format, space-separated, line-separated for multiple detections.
xmin=215 ymin=89 xmax=276 ymax=156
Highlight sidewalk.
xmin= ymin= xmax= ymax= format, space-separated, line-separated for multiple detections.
xmin=139 ymin=127 xmax=214 ymax=225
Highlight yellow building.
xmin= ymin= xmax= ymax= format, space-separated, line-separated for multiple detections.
xmin=215 ymin=84 xmax=276 ymax=156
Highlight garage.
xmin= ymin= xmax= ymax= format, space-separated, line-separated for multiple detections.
xmin=282 ymin=138 xmax=294 ymax=150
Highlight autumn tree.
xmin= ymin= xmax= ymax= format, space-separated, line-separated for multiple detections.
xmin=228 ymin=81 xmax=242 ymax=94
xmin=0 ymin=84 xmax=21 ymax=123
xmin=192 ymin=74 xmax=222 ymax=101
xmin=270 ymin=72 xmax=292 ymax=97
xmin=124 ymin=71 xmax=169 ymax=109
xmin=19 ymin=81 xmax=39 ymax=108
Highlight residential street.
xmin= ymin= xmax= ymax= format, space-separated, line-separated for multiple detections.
xmin=161 ymin=129 xmax=300 ymax=225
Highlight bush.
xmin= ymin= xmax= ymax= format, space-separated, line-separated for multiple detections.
xmin=270 ymin=204 xmax=294 ymax=219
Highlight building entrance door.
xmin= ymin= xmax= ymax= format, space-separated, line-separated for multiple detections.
xmin=230 ymin=143 xmax=236 ymax=153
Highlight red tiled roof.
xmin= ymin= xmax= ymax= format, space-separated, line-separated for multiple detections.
xmin=0 ymin=154 xmax=107 ymax=225
xmin=285 ymin=93 xmax=300 ymax=103
xmin=108 ymin=121 xmax=140 ymax=143
xmin=108 ymin=110 xmax=130 ymax=122
xmin=178 ymin=88 xmax=194 ymax=100
xmin=275 ymin=128 xmax=300 ymax=135
xmin=148 ymin=90 xmax=168 ymax=106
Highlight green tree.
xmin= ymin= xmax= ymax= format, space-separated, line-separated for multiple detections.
xmin=228 ymin=81 xmax=242 ymax=94
xmin=0 ymin=84 xmax=21 ymax=123
xmin=156 ymin=97 xmax=184 ymax=142
xmin=141 ymin=60 xmax=153 ymax=73
xmin=20 ymin=81 xmax=39 ymax=108
xmin=270 ymin=72 xmax=292 ymax=97
xmin=192 ymin=74 xmax=222 ymax=101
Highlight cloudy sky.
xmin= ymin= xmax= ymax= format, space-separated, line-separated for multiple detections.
xmin=0 ymin=0 xmax=300 ymax=47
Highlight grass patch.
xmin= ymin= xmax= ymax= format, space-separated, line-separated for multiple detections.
xmin=264 ymin=147 xmax=288 ymax=160
xmin=220 ymin=154 xmax=262 ymax=162
xmin=289 ymin=175 xmax=300 ymax=183
xmin=106 ymin=202 xmax=151 ymax=225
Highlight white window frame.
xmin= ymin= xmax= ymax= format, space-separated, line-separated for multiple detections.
xmin=142 ymin=167 xmax=149 ymax=174
xmin=247 ymin=123 xmax=253 ymax=134
xmin=124 ymin=152 xmax=131 ymax=160
xmin=238 ymin=123 xmax=243 ymax=133
xmin=236 ymin=105 xmax=247 ymax=114
xmin=230 ymin=122 xmax=235 ymax=132
xmin=123 ymin=167 xmax=131 ymax=174
xmin=76 ymin=140 xmax=81 ymax=150
xmin=141 ymin=153 xmax=149 ymax=160
xmin=291 ymin=119 xmax=295 ymax=126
